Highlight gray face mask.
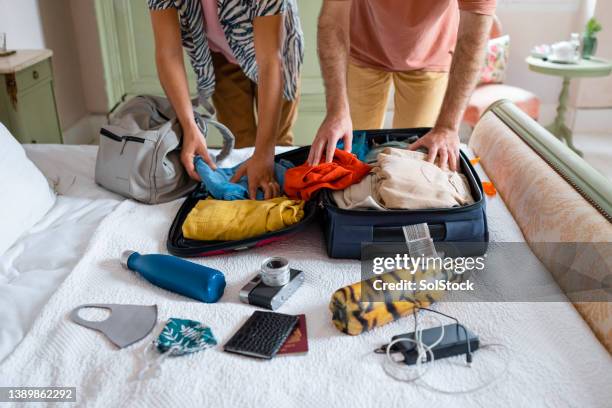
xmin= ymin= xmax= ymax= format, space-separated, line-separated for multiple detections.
xmin=70 ymin=304 xmax=158 ymax=349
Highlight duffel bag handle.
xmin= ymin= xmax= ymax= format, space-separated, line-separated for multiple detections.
xmin=194 ymin=114 xmax=235 ymax=163
xmin=192 ymin=98 xmax=235 ymax=163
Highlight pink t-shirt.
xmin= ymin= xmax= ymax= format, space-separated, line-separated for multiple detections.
xmin=350 ymin=0 xmax=496 ymax=72
xmin=201 ymin=0 xmax=237 ymax=64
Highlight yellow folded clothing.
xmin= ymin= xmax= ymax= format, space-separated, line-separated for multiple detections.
xmin=182 ymin=197 xmax=305 ymax=241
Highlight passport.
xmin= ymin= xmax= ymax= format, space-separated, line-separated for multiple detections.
xmin=278 ymin=314 xmax=308 ymax=355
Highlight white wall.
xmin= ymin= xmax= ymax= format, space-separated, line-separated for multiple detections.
xmin=0 ymin=0 xmax=45 ymax=49
xmin=38 ymin=0 xmax=89 ymax=131
xmin=574 ymin=0 xmax=612 ymax=108
xmin=0 ymin=0 xmax=102 ymax=134
xmin=70 ymin=0 xmax=108 ymax=114
xmin=496 ymin=0 xmax=583 ymax=122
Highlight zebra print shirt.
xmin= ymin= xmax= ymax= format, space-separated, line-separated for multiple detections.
xmin=148 ymin=0 xmax=304 ymax=101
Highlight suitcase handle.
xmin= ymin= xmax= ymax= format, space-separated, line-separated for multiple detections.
xmin=372 ymin=224 xmax=446 ymax=242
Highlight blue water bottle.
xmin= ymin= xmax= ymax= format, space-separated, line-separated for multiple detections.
xmin=120 ymin=251 xmax=226 ymax=303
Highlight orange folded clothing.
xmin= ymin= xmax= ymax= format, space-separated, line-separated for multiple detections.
xmin=284 ymin=149 xmax=372 ymax=201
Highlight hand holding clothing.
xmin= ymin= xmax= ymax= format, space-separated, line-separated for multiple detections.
xmin=230 ymin=155 xmax=280 ymax=200
xmin=408 ymin=127 xmax=460 ymax=171
xmin=182 ymin=125 xmax=217 ymax=181
xmin=194 ymin=156 xmax=293 ymax=201
xmin=308 ymin=113 xmax=353 ymax=166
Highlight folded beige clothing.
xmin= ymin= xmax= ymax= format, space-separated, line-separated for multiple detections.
xmin=372 ymin=148 xmax=474 ymax=210
xmin=331 ymin=174 xmax=385 ymax=210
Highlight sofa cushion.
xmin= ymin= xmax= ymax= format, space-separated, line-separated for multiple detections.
xmin=479 ymin=35 xmax=510 ymax=85
xmin=464 ymin=84 xmax=540 ymax=127
xmin=469 ymin=110 xmax=612 ymax=353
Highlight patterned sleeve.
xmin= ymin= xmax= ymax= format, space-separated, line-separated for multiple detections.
xmin=256 ymin=0 xmax=286 ymax=17
xmin=147 ymin=0 xmax=176 ymax=10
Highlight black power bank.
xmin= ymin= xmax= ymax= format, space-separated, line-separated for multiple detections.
xmin=392 ymin=323 xmax=479 ymax=365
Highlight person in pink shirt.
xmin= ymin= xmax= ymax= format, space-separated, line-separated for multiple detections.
xmin=309 ymin=0 xmax=496 ymax=171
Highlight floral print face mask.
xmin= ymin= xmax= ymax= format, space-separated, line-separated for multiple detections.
xmin=155 ymin=318 xmax=217 ymax=355
xmin=138 ymin=318 xmax=217 ymax=380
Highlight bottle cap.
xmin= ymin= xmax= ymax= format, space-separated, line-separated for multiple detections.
xmin=120 ymin=250 xmax=138 ymax=269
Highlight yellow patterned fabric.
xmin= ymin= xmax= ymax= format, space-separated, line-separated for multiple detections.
xmin=182 ymin=197 xmax=305 ymax=241
xmin=329 ymin=266 xmax=449 ymax=335
xmin=470 ymin=112 xmax=612 ymax=353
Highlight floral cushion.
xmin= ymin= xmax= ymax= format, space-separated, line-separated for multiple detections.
xmin=479 ymin=35 xmax=510 ymax=85
xmin=469 ymin=111 xmax=612 ymax=354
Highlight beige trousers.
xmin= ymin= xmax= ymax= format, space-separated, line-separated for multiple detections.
xmin=211 ymin=52 xmax=299 ymax=148
xmin=347 ymin=62 xmax=449 ymax=130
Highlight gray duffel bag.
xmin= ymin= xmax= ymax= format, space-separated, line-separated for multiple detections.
xmin=95 ymin=95 xmax=234 ymax=204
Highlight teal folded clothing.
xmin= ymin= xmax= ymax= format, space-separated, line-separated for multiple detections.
xmin=337 ymin=131 xmax=368 ymax=162
xmin=194 ymin=156 xmax=294 ymax=200
xmin=337 ymin=132 xmax=422 ymax=164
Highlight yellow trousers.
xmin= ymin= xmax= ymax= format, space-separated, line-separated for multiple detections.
xmin=347 ymin=62 xmax=449 ymax=130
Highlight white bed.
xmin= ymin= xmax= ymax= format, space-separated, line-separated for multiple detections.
xmin=0 ymin=145 xmax=122 ymax=362
xmin=0 ymin=143 xmax=610 ymax=407
xmin=0 ymin=144 xmax=291 ymax=363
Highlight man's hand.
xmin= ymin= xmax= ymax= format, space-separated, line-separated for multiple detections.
xmin=409 ymin=127 xmax=460 ymax=171
xmin=230 ymin=154 xmax=280 ymax=200
xmin=313 ymin=0 xmax=352 ymax=166
xmin=181 ymin=125 xmax=216 ymax=181
xmin=307 ymin=113 xmax=353 ymax=165
xmin=421 ymin=11 xmax=491 ymax=172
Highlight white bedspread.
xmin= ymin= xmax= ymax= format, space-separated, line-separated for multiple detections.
xmin=1 ymin=154 xmax=611 ymax=407
xmin=24 ymin=144 xmax=123 ymax=201
xmin=0 ymin=145 xmax=291 ymax=363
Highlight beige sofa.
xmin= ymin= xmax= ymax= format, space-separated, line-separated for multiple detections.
xmin=469 ymin=100 xmax=612 ymax=353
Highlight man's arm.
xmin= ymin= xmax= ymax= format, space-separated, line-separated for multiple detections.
xmin=410 ymin=11 xmax=492 ymax=171
xmin=308 ymin=0 xmax=352 ymax=165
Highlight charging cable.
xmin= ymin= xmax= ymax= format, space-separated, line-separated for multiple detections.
xmin=381 ymin=307 xmax=510 ymax=394
xmin=383 ymin=223 xmax=509 ymax=393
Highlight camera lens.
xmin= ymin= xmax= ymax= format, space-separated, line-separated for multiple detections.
xmin=267 ymin=259 xmax=286 ymax=269
xmin=261 ymin=257 xmax=291 ymax=287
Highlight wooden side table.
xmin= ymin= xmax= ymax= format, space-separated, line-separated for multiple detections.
xmin=526 ymin=56 xmax=612 ymax=156
xmin=0 ymin=49 xmax=63 ymax=144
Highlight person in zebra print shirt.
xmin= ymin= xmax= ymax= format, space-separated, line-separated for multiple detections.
xmin=148 ymin=0 xmax=303 ymax=200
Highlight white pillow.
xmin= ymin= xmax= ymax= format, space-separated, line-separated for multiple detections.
xmin=0 ymin=123 xmax=56 ymax=256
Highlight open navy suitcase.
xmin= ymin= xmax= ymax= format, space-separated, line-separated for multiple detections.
xmin=167 ymin=128 xmax=488 ymax=259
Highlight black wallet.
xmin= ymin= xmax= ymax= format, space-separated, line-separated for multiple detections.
xmin=224 ymin=311 xmax=299 ymax=359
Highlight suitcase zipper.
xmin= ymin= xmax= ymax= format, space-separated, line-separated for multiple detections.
xmin=328 ymin=199 xmax=480 ymax=215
